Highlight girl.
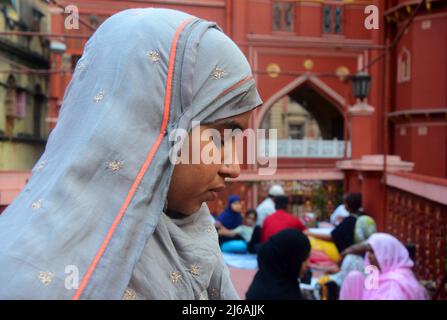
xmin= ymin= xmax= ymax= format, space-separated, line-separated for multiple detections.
xmin=0 ymin=8 xmax=262 ymax=299
xmin=340 ymin=233 xmax=427 ymax=300
xmin=246 ymin=229 xmax=311 ymax=300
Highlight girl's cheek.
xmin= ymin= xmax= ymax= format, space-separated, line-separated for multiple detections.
xmin=199 ymin=163 xmax=221 ymax=182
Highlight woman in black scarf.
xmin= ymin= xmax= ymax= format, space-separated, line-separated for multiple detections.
xmin=246 ymin=229 xmax=311 ymax=300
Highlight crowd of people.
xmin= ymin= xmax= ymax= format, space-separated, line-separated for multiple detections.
xmin=213 ymin=185 xmax=428 ymax=300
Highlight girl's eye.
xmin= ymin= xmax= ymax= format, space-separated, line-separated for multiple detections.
xmin=211 ymin=136 xmax=224 ymax=148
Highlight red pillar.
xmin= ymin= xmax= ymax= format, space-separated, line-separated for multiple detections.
xmin=349 ymin=103 xmax=375 ymax=159
xmin=361 ymin=171 xmax=386 ymax=231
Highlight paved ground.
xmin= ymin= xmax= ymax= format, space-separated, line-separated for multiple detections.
xmin=228 ymin=267 xmax=257 ymax=299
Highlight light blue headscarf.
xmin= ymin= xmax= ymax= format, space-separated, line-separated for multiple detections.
xmin=0 ymin=8 xmax=262 ymax=299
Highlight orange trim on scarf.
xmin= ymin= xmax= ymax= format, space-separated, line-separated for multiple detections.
xmin=216 ymin=75 xmax=253 ymax=100
xmin=72 ymin=17 xmax=194 ymax=300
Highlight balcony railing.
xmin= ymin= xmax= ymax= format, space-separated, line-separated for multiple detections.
xmin=259 ymin=139 xmax=351 ymax=159
xmin=386 ymin=172 xmax=447 ymax=299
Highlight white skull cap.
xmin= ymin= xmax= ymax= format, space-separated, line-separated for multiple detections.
xmin=269 ymin=185 xmax=285 ymax=196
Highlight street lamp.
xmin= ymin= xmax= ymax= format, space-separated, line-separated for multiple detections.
xmin=347 ymin=71 xmax=374 ymax=115
xmin=351 ymin=71 xmax=371 ymax=101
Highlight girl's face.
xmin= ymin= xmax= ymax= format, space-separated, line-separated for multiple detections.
xmin=167 ymin=111 xmax=252 ymax=215
xmin=366 ymin=245 xmax=381 ymax=271
xmin=230 ymin=201 xmax=242 ymax=213
xmin=244 ymin=213 xmax=256 ymax=227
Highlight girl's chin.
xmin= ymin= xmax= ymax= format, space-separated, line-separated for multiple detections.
xmin=204 ymin=190 xmax=219 ymax=202
xmin=168 ymin=195 xmax=211 ymax=215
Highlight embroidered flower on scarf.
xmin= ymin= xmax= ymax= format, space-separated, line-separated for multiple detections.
xmin=107 ymin=160 xmax=124 ymax=172
xmin=76 ymin=61 xmax=87 ymax=73
xmin=189 ymin=264 xmax=200 ymax=276
xmin=170 ymin=271 xmax=182 ymax=284
xmin=37 ymin=271 xmax=55 ymax=285
xmin=122 ymin=288 xmax=137 ymax=300
xmin=35 ymin=161 xmax=46 ymax=172
xmin=147 ymin=51 xmax=160 ymax=63
xmin=209 ymin=287 xmax=219 ymax=299
xmin=211 ymin=67 xmax=225 ymax=79
xmin=93 ymin=91 xmax=105 ymax=103
xmin=31 ymin=199 xmax=43 ymax=210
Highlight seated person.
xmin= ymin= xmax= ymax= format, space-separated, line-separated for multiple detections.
xmin=340 ymin=233 xmax=427 ymax=300
xmin=215 ymin=195 xmax=243 ymax=244
xmin=219 ymin=209 xmax=257 ymax=253
xmin=329 ymin=215 xmax=377 ymax=286
xmin=246 ymin=229 xmax=311 ymax=300
xmin=261 ymin=196 xmax=307 ymax=243
xmin=303 ymin=212 xmax=317 ymax=228
xmin=305 ymin=193 xmax=365 ymax=262
xmin=256 ymin=184 xmax=285 ymax=227
xmin=313 ymin=215 xmax=377 ymax=297
xmin=330 ymin=202 xmax=350 ymax=226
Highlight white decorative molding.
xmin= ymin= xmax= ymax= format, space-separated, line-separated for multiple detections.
xmin=395 ymin=122 xmax=447 ymax=128
xmin=259 ymin=139 xmax=350 ymax=159
xmin=388 ymin=108 xmax=447 ymax=118
xmin=336 ymin=155 xmax=414 ymax=172
xmin=349 ymin=102 xmax=375 ymax=116
xmin=230 ymin=169 xmax=344 ymax=182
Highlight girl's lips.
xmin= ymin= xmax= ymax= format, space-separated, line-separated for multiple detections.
xmin=209 ymin=191 xmax=218 ymax=201
xmin=206 ymin=186 xmax=225 ymax=201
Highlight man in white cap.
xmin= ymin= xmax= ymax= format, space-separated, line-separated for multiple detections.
xmin=256 ymin=184 xmax=285 ymax=227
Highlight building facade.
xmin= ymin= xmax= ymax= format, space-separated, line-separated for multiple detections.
xmin=4 ymin=0 xmax=446 ymax=221
xmin=0 ymin=0 xmax=51 ymax=210
xmin=0 ymin=0 xmax=50 ymax=170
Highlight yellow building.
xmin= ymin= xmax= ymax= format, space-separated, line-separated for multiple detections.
xmin=261 ymin=95 xmax=322 ymax=140
xmin=0 ymin=0 xmax=50 ymax=170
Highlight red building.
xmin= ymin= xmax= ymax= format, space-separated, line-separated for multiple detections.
xmin=1 ymin=0 xmax=446 ymax=294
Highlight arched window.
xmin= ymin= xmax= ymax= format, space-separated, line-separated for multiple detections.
xmin=398 ymin=47 xmax=411 ymax=83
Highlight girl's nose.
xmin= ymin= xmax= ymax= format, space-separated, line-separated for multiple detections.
xmin=219 ymin=162 xmax=241 ymax=179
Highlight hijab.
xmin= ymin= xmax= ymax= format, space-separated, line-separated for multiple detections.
xmin=246 ymin=229 xmax=311 ymax=300
xmin=354 ymin=215 xmax=376 ymax=244
xmin=217 ymin=195 xmax=242 ymax=229
xmin=362 ymin=233 xmax=427 ymax=300
xmin=0 ymin=8 xmax=262 ymax=299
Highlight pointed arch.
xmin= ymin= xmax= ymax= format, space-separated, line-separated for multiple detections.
xmin=255 ymin=75 xmax=345 ymax=131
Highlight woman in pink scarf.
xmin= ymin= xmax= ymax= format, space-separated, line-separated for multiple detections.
xmin=340 ymin=233 xmax=427 ymax=300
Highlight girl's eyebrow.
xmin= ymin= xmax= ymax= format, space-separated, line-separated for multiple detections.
xmin=216 ymin=119 xmax=245 ymax=131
